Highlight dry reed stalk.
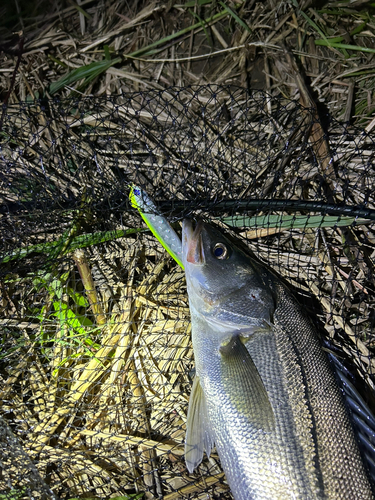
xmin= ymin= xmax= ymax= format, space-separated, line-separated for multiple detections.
xmin=1 ymin=10 xmax=375 ymax=490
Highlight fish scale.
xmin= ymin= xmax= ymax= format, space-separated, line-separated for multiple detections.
xmin=193 ymin=308 xmax=319 ymax=499
xmin=273 ymin=282 xmax=371 ymax=498
xmin=182 ymin=220 xmax=374 ymax=500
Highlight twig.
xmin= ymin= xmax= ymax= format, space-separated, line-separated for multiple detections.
xmin=283 ymin=47 xmax=336 ymax=181
xmin=343 ymin=80 xmax=355 ymax=123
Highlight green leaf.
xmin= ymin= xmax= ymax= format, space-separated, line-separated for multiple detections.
xmin=52 ymin=302 xmax=93 ymax=334
xmin=50 ymin=277 xmax=64 ymax=299
xmin=68 ymin=289 xmax=90 ymax=307
xmin=0 ymin=488 xmax=27 ymax=500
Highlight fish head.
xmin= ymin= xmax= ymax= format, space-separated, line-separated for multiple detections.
xmin=182 ymin=220 xmax=275 ymax=332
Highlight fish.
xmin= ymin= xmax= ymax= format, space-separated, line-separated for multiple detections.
xmin=182 ymin=219 xmax=374 ymax=500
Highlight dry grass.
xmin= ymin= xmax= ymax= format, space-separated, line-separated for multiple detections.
xmin=1 ymin=1 xmax=375 ymax=499
xmin=1 ymin=0 xmax=375 ymax=123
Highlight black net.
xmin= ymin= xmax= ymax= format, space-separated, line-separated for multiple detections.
xmin=1 ymin=85 xmax=375 ymax=499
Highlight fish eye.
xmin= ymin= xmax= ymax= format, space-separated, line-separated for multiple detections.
xmin=213 ymin=242 xmax=229 ymax=260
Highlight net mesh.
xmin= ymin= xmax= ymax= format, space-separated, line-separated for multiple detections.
xmin=1 ymin=85 xmax=375 ymax=499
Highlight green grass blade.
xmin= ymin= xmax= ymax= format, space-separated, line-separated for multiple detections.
xmin=48 ymin=55 xmax=69 ymax=68
xmin=314 ymin=40 xmax=375 ymax=54
xmin=49 ymin=57 xmax=121 ymax=94
xmin=350 ymin=21 xmax=367 ymax=36
xmin=218 ymin=1 xmax=252 ymax=33
xmin=104 ymin=45 xmax=111 ymax=61
xmin=178 ymin=0 xmax=213 ymax=6
xmin=189 ymin=9 xmax=211 ymax=43
xmin=127 ymin=10 xmax=227 ymax=58
xmin=0 ymin=227 xmax=146 ymax=264
xmin=300 ymin=10 xmax=328 ymax=41
xmin=314 ymin=35 xmax=344 ymax=44
xmin=71 ymin=1 xmax=92 ymax=19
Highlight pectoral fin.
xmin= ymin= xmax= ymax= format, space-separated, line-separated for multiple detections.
xmin=220 ymin=335 xmax=275 ymax=432
xmin=185 ymin=375 xmax=215 ymax=473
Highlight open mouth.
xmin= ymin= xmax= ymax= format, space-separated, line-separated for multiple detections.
xmin=182 ymin=219 xmax=204 ymax=265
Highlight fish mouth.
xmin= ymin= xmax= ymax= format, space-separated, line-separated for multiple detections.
xmin=182 ymin=219 xmax=205 ymax=265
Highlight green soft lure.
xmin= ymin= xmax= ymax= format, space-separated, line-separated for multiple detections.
xmin=129 ymin=185 xmax=184 ymax=269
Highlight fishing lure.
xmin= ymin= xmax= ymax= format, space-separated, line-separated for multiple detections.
xmin=129 ymin=185 xmax=184 ymax=269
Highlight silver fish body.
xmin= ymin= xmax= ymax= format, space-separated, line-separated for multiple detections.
xmin=182 ymin=220 xmax=373 ymax=500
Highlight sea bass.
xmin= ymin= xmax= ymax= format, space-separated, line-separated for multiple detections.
xmin=182 ymin=220 xmax=373 ymax=500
